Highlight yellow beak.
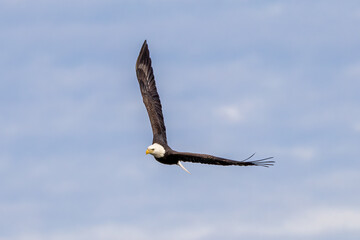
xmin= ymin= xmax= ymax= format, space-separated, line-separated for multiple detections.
xmin=146 ymin=149 xmax=150 ymax=154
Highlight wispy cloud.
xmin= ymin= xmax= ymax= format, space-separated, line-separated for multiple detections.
xmin=2 ymin=206 xmax=359 ymax=240
xmin=354 ymin=123 xmax=360 ymax=132
xmin=215 ymin=99 xmax=265 ymax=124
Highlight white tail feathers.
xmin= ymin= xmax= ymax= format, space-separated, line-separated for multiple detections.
xmin=177 ymin=161 xmax=191 ymax=174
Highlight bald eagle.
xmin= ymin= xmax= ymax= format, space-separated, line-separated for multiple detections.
xmin=136 ymin=40 xmax=274 ymax=173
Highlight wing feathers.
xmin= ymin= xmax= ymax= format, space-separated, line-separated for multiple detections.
xmin=171 ymin=151 xmax=274 ymax=167
xmin=136 ymin=40 xmax=167 ymax=144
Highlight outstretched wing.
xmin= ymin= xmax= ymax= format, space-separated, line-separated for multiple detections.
xmin=136 ymin=40 xmax=167 ymax=144
xmin=170 ymin=151 xmax=274 ymax=167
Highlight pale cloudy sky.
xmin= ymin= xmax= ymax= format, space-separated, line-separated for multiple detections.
xmin=1 ymin=0 xmax=360 ymax=239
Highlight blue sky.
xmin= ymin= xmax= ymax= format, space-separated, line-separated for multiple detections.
xmin=1 ymin=0 xmax=360 ymax=239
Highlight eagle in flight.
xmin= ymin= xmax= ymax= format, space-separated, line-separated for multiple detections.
xmin=135 ymin=40 xmax=274 ymax=173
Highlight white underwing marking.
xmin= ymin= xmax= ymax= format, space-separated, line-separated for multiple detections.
xmin=177 ymin=161 xmax=191 ymax=174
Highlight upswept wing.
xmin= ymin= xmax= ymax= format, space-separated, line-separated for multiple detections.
xmin=136 ymin=40 xmax=167 ymax=144
xmin=171 ymin=152 xmax=274 ymax=167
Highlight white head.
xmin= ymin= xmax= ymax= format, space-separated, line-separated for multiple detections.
xmin=146 ymin=143 xmax=165 ymax=158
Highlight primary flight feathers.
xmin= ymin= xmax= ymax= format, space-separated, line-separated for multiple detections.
xmin=136 ymin=41 xmax=167 ymax=144
xmin=136 ymin=40 xmax=274 ymax=173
